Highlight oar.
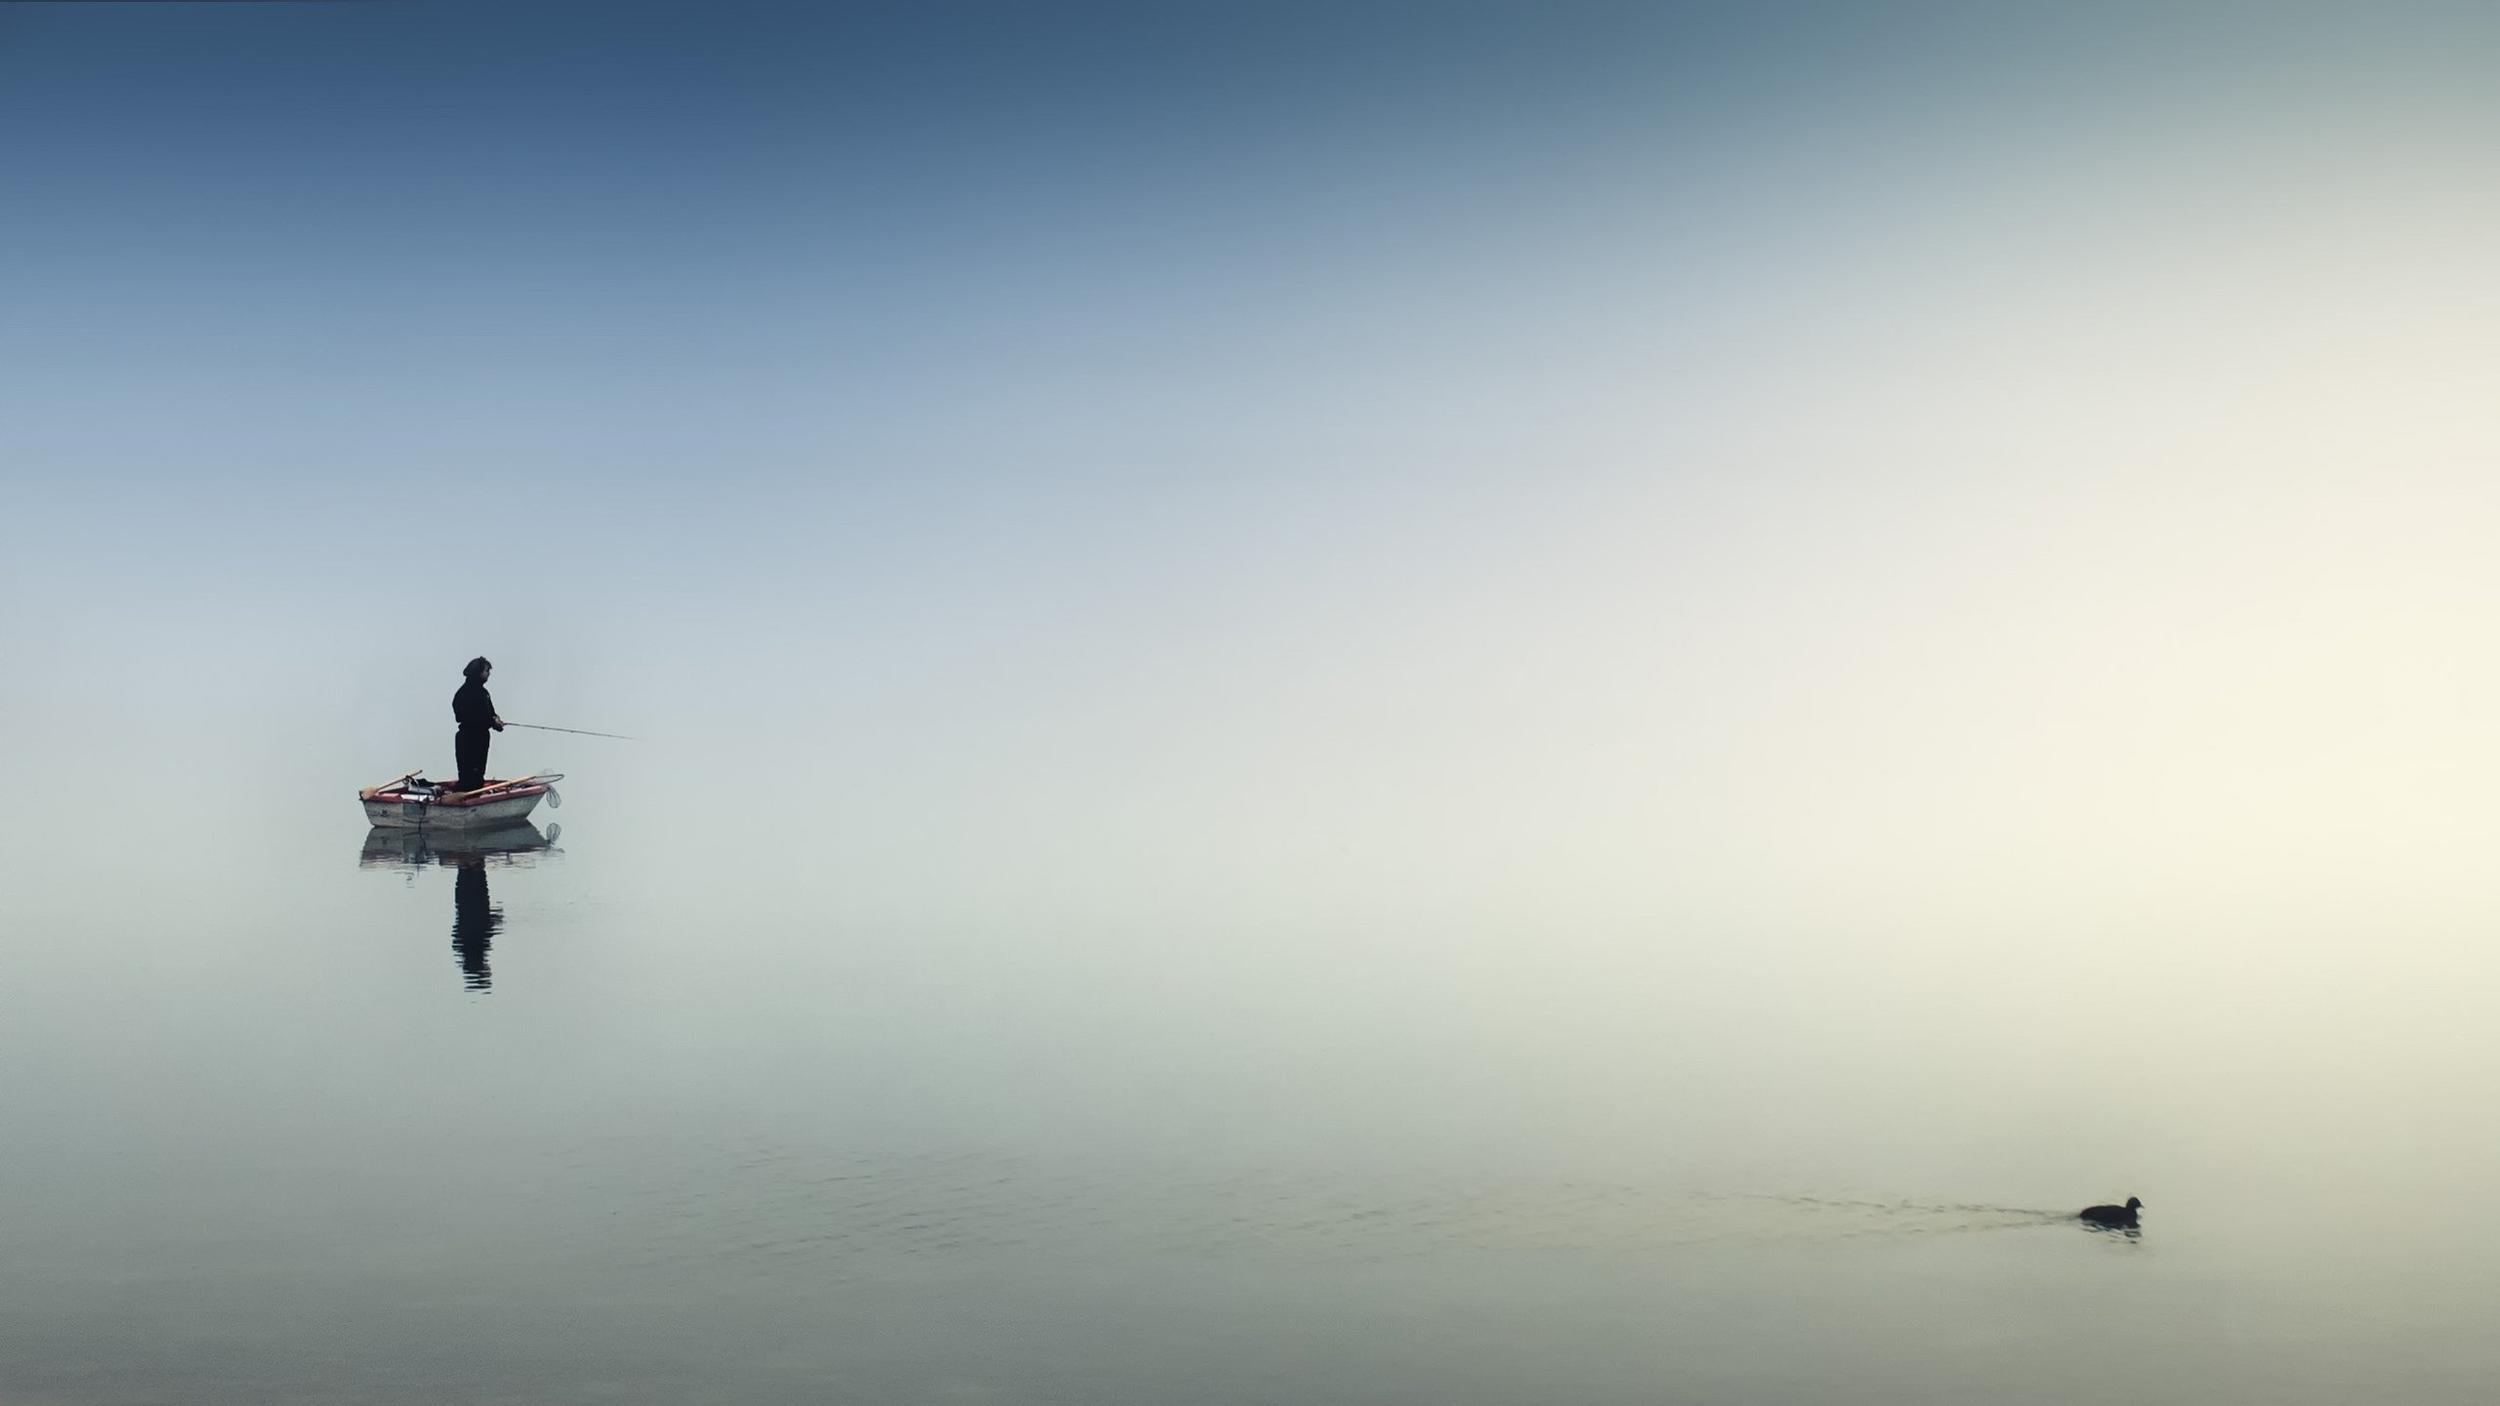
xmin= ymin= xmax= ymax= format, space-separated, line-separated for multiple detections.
xmin=504 ymin=722 xmax=641 ymax=741
xmin=450 ymin=772 xmax=567 ymax=800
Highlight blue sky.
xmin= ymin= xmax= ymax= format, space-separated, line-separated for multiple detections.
xmin=5 ymin=2 xmax=2496 ymax=928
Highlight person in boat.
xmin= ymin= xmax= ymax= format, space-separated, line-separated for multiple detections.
xmin=453 ymin=656 xmax=505 ymax=792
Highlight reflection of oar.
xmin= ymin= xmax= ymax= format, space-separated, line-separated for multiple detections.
xmin=505 ymin=723 xmax=640 ymax=741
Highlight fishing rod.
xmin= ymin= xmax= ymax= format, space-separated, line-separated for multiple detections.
xmin=505 ymin=722 xmax=642 ymax=741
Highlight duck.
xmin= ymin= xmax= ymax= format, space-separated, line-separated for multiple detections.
xmin=2078 ymin=1196 xmax=2142 ymax=1228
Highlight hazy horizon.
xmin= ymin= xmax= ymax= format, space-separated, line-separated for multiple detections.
xmin=10 ymin=3 xmax=2495 ymax=942
xmin=4 ymin=8 xmax=2498 ymax=1399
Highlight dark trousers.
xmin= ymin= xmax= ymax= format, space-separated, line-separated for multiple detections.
xmin=455 ymin=728 xmax=492 ymax=790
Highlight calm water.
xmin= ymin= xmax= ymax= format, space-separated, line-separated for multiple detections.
xmin=5 ymin=752 xmax=2497 ymax=1404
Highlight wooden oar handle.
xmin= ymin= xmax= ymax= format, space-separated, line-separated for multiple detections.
xmin=453 ymin=773 xmax=561 ymax=798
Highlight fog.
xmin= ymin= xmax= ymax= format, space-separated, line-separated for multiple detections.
xmin=5 ymin=4 xmax=2498 ymax=1398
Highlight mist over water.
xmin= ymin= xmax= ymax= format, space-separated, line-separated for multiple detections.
xmin=5 ymin=702 xmax=2499 ymax=1402
xmin=7 ymin=0 xmax=2500 ymax=1400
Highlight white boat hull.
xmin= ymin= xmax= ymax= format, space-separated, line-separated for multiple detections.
xmin=363 ymin=792 xmax=545 ymax=829
xmin=358 ymin=773 xmax=563 ymax=830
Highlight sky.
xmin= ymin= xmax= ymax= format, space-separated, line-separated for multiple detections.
xmin=3 ymin=0 xmax=2496 ymax=933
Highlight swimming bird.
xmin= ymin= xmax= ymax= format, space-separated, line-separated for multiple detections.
xmin=2078 ymin=1197 xmax=2142 ymax=1227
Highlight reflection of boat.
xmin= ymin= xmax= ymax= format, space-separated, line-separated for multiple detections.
xmin=359 ymin=772 xmax=563 ymax=829
xmin=359 ymin=821 xmax=560 ymax=992
xmin=359 ymin=819 xmax=561 ymax=869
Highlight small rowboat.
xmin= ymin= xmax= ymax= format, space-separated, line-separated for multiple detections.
xmin=359 ymin=771 xmax=565 ymax=830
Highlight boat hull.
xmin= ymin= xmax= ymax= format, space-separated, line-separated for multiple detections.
xmin=358 ymin=774 xmax=562 ymax=830
xmin=362 ymin=792 xmax=545 ymax=829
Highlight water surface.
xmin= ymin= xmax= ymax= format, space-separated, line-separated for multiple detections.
xmin=3 ymin=753 xmax=2495 ymax=1405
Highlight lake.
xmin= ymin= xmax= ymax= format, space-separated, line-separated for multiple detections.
xmin=4 ymin=746 xmax=2496 ymax=1405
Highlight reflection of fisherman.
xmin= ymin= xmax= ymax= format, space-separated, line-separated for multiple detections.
xmin=452 ymin=656 xmax=505 ymax=792
xmin=451 ymin=858 xmax=500 ymax=991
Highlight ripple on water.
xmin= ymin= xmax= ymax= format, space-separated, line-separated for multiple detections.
xmin=535 ymin=1138 xmax=2085 ymax=1271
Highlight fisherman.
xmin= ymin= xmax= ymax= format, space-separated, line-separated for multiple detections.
xmin=452 ymin=656 xmax=505 ymax=791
